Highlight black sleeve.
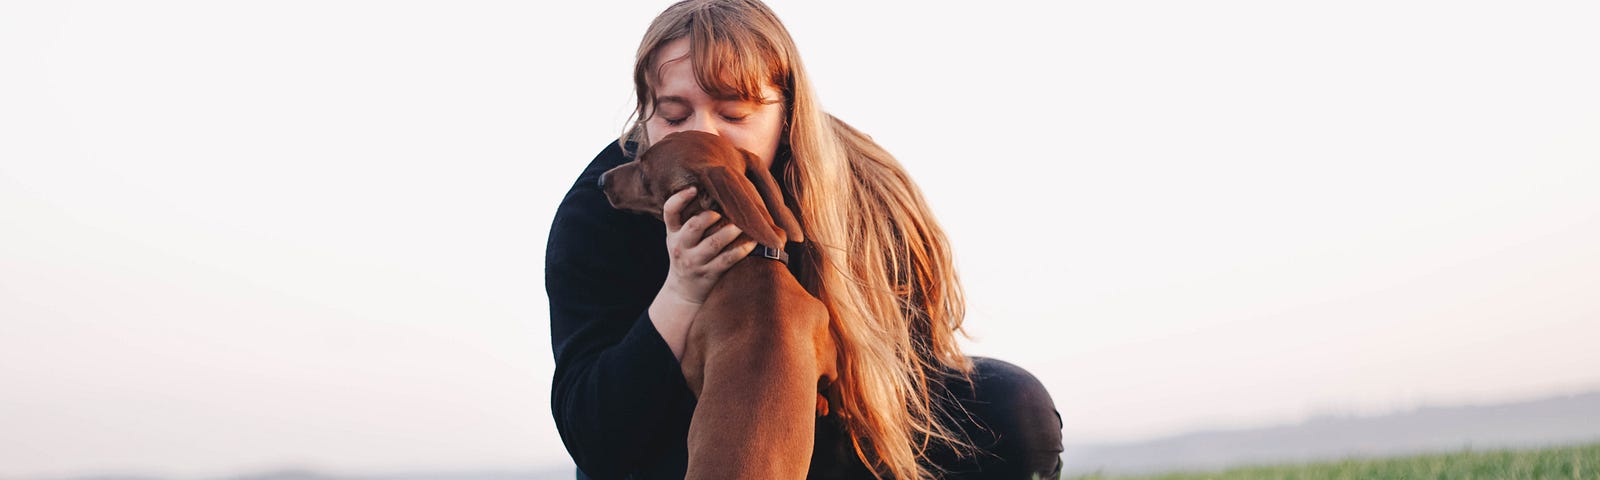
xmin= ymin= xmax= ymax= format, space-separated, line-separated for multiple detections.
xmin=545 ymin=141 xmax=694 ymax=478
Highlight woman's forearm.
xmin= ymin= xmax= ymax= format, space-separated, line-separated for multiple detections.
xmin=649 ymin=283 xmax=701 ymax=360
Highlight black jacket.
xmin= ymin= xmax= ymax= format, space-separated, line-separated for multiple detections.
xmin=546 ymin=140 xmax=693 ymax=479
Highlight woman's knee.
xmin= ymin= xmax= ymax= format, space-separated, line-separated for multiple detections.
xmin=968 ymin=357 xmax=1057 ymax=406
xmin=939 ymin=356 xmax=1064 ymax=479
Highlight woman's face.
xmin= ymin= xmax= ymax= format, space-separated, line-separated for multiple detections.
xmin=644 ymin=38 xmax=787 ymax=171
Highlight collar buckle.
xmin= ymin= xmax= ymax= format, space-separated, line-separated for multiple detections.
xmin=752 ymin=244 xmax=787 ymax=263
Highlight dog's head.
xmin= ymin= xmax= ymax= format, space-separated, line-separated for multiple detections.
xmin=600 ymin=130 xmax=804 ymax=250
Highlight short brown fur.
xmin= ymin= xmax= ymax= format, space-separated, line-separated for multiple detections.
xmin=601 ymin=130 xmax=838 ymax=479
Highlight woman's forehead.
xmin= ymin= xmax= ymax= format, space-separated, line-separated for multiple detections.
xmin=652 ymin=37 xmax=693 ymax=69
xmin=649 ymin=38 xmax=696 ymax=89
xmin=653 ymin=63 xmax=778 ymax=104
xmin=650 ymin=38 xmax=779 ymax=103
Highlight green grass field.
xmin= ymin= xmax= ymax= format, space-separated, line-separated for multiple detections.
xmin=1066 ymin=442 xmax=1600 ymax=480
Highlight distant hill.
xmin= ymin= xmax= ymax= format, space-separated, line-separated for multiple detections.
xmin=35 ymin=392 xmax=1600 ymax=480
xmin=1061 ymin=390 xmax=1600 ymax=476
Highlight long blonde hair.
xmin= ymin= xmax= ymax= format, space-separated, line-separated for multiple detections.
xmin=622 ymin=1 xmax=974 ymax=478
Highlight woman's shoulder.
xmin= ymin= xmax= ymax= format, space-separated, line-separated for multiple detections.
xmin=553 ymin=139 xmax=634 ymax=220
xmin=547 ymin=140 xmax=662 ymax=269
xmin=562 ymin=139 xmax=634 ymax=200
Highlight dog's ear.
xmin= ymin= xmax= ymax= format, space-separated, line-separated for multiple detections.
xmin=741 ymin=150 xmax=804 ymax=243
xmin=700 ymin=166 xmax=786 ymax=250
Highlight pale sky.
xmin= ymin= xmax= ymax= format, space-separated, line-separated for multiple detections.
xmin=2 ymin=1 xmax=1598 ymax=478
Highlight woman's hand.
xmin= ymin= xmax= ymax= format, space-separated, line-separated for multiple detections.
xmin=649 ymin=187 xmax=756 ymax=360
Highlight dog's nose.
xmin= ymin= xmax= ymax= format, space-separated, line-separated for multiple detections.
xmin=596 ymin=173 xmax=606 ymax=189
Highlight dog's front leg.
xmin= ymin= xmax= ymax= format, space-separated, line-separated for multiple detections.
xmin=682 ymin=260 xmax=829 ymax=480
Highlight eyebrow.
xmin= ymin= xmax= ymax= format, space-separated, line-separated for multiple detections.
xmin=654 ymin=95 xmax=774 ymax=107
xmin=654 ymin=96 xmax=691 ymax=107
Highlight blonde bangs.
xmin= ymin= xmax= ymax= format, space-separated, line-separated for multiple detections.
xmin=626 ymin=0 xmax=793 ymax=157
xmin=686 ymin=7 xmax=790 ymax=104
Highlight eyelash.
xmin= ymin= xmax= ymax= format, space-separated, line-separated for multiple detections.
xmin=661 ymin=114 xmax=749 ymax=126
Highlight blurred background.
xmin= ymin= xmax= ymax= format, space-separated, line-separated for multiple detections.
xmin=2 ymin=1 xmax=1597 ymax=479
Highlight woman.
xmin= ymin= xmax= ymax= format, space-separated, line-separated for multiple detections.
xmin=546 ymin=1 xmax=1062 ymax=478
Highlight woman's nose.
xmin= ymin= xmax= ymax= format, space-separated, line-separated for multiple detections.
xmin=686 ymin=114 xmax=719 ymax=136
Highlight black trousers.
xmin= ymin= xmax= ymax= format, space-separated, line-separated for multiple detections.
xmin=579 ymin=356 xmax=1064 ymax=479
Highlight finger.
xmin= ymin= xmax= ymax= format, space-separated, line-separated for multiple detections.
xmin=685 ymin=224 xmax=740 ymax=269
xmin=680 ymin=210 xmax=722 ymax=242
xmin=698 ymin=222 xmax=745 ymax=254
xmin=662 ymin=187 xmax=698 ymax=231
xmin=710 ymin=238 xmax=758 ymax=270
xmin=670 ymin=211 xmax=723 ymax=264
xmin=683 ymin=224 xmax=740 ymax=266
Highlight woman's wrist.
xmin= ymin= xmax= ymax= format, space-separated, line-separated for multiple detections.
xmin=648 ymin=285 xmax=701 ymax=360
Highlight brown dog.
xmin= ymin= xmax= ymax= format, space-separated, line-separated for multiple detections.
xmin=600 ymin=131 xmax=838 ymax=479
